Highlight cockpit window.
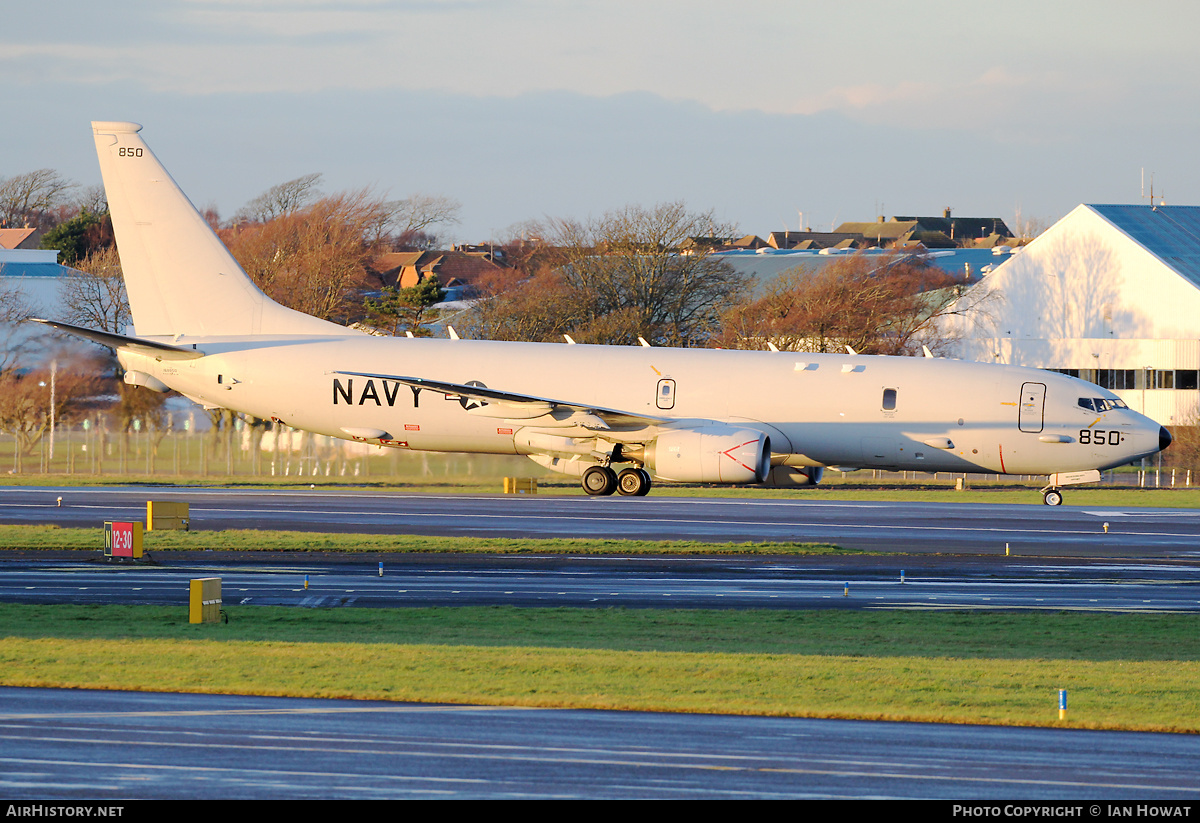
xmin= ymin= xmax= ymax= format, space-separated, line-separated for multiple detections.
xmin=1079 ymin=397 xmax=1127 ymax=412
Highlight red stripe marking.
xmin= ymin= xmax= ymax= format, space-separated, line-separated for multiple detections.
xmin=721 ymin=438 xmax=760 ymax=474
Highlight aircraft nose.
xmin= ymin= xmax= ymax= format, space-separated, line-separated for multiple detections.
xmin=1160 ymin=426 xmax=1173 ymax=452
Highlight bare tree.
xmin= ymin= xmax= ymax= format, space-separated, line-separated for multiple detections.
xmin=551 ymin=202 xmax=747 ymax=346
xmin=1012 ymin=206 xmax=1053 ymax=240
xmin=466 ymin=267 xmax=583 ymax=342
xmin=0 ymin=361 xmax=102 ymax=464
xmin=468 ymin=203 xmax=746 ymax=346
xmin=234 ymin=173 xmax=324 ymax=224
xmin=0 ymin=169 xmax=78 ymax=228
xmin=0 ymin=277 xmax=38 ymax=377
xmin=55 ymin=245 xmax=181 ymax=433
xmin=61 ymin=244 xmax=130 ymax=333
xmin=222 ymin=189 xmax=391 ymax=321
xmin=1164 ymin=413 xmax=1200 ymax=473
xmin=0 ymin=278 xmax=36 ymax=325
xmin=716 ymin=251 xmax=975 ymax=355
xmin=76 ymin=184 xmax=108 ymax=217
xmin=390 ymin=193 xmax=462 ymax=240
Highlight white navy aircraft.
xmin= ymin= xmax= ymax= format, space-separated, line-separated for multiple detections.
xmin=36 ymin=121 xmax=1172 ymax=505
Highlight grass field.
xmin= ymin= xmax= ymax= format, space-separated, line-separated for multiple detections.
xmin=0 ymin=524 xmax=850 ymax=555
xmin=2 ymin=604 xmax=1198 ymax=731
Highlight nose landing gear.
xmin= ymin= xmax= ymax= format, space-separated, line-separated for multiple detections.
xmin=1042 ymin=487 xmax=1064 ymax=506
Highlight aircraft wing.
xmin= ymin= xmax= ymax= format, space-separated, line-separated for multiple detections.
xmin=31 ymin=318 xmax=206 ymax=361
xmin=334 ymin=370 xmax=669 ymax=428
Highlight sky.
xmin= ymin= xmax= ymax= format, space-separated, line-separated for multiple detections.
xmin=4 ymin=0 xmax=1200 ymax=243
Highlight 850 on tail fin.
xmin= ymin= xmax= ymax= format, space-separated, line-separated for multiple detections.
xmin=91 ymin=121 xmax=347 ymax=338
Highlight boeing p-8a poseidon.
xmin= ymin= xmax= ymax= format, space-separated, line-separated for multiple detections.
xmin=36 ymin=122 xmax=1172 ymax=505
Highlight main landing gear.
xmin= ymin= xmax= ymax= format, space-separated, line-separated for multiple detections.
xmin=582 ymin=465 xmax=652 ymax=497
xmin=1042 ymin=487 xmax=1064 ymax=506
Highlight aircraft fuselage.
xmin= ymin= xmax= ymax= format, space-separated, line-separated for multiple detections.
xmin=120 ymin=334 xmax=1164 ymax=479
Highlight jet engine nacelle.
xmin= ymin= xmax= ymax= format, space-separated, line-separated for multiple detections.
xmin=766 ymin=465 xmax=824 ymax=487
xmin=651 ymin=426 xmax=770 ymax=484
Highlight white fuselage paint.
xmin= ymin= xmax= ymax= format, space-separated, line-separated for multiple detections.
xmin=122 ymin=334 xmax=1163 ymax=478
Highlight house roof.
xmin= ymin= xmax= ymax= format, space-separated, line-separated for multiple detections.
xmin=371 ymin=249 xmax=503 ymax=290
xmin=832 ymin=220 xmax=920 ymax=241
xmin=893 ymin=215 xmax=1013 ymax=240
xmin=0 ymin=228 xmax=38 ymax=250
xmin=768 ymin=230 xmax=863 ymax=249
xmin=730 ymin=234 xmax=768 ymax=249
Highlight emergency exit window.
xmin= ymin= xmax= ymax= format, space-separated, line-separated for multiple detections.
xmin=657 ymin=379 xmax=676 ymax=410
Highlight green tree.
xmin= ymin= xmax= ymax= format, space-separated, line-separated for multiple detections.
xmin=39 ymin=210 xmax=109 ymax=265
xmin=363 ymin=277 xmax=445 ymax=337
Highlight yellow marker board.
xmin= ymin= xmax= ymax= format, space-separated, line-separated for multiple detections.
xmin=189 ymin=578 xmax=222 ymax=624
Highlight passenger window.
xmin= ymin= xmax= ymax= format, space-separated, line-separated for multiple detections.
xmin=882 ymin=388 xmax=897 ymax=411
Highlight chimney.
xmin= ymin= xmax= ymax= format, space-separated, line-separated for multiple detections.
xmin=944 ymin=207 xmax=952 ymax=219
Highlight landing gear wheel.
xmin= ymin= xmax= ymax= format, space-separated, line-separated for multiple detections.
xmin=617 ymin=467 xmax=652 ymax=497
xmin=582 ymin=465 xmax=617 ymax=496
xmin=1043 ymin=489 xmax=1063 ymax=506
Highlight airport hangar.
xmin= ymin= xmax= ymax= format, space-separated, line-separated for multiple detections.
xmin=938 ymin=203 xmax=1200 ymax=431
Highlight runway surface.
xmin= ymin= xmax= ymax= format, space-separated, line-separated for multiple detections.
xmin=4 ymin=485 xmax=1200 ymax=613
xmin=3 ymin=687 xmax=1198 ymax=800
xmin=5 ymin=484 xmax=1200 ymax=557
xmin=5 ymin=486 xmax=1200 ymax=799
xmin=4 ymin=553 xmax=1200 ymax=613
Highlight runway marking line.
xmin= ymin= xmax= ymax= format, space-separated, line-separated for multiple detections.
xmin=0 ymin=704 xmax=546 ymax=720
xmin=0 ymin=744 xmax=1194 ymax=794
xmin=28 ymin=500 xmax=1197 ymax=541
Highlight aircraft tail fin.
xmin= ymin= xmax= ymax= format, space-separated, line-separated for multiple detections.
xmin=91 ymin=121 xmax=348 ymax=338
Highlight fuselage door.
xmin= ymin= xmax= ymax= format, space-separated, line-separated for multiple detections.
xmin=656 ymin=378 xmax=676 ymax=410
xmin=1018 ymin=382 xmax=1046 ymax=433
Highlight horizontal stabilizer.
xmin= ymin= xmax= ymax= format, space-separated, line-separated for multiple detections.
xmin=31 ymin=318 xmax=206 ymax=360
